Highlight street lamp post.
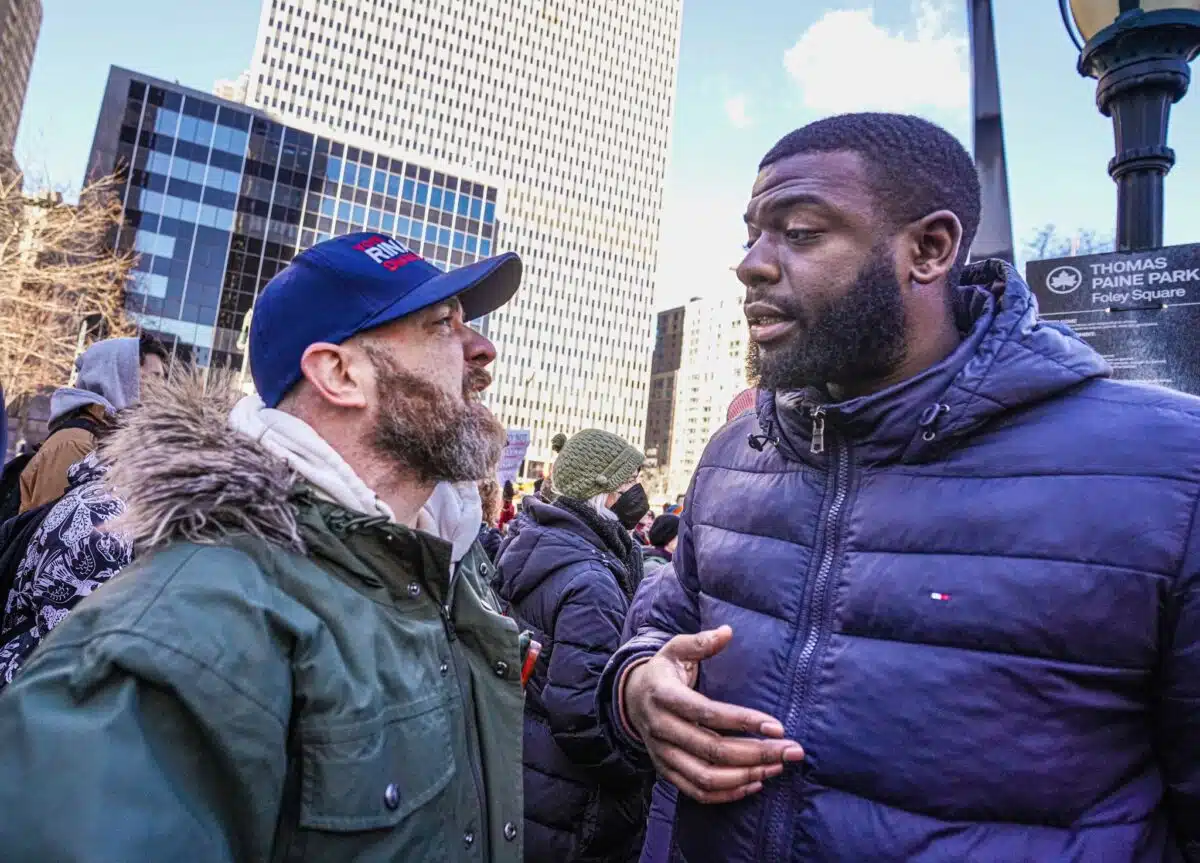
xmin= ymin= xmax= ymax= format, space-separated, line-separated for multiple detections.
xmin=1060 ymin=1 xmax=1200 ymax=252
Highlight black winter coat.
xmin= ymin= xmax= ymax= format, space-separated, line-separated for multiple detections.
xmin=495 ymin=497 xmax=648 ymax=863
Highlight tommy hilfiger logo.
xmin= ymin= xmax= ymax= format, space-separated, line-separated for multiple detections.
xmin=354 ymin=235 xmax=421 ymax=272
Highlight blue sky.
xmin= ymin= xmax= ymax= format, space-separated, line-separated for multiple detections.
xmin=16 ymin=0 xmax=1200 ymax=311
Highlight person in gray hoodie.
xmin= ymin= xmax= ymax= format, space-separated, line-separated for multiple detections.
xmin=18 ymin=334 xmax=168 ymax=512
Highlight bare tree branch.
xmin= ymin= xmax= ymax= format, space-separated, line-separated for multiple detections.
xmin=0 ymin=171 xmax=136 ymax=409
xmin=1022 ymin=224 xmax=1115 ymax=262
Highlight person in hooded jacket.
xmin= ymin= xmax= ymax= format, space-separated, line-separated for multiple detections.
xmin=495 ymin=429 xmax=653 ymax=863
xmin=599 ymin=113 xmax=1200 ymax=862
xmin=17 ymin=334 xmax=167 ymax=512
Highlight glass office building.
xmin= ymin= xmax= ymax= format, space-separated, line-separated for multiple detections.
xmin=85 ymin=66 xmax=501 ymax=369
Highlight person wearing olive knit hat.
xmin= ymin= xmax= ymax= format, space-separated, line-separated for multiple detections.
xmin=494 ymin=428 xmax=653 ymax=863
xmin=550 ymin=429 xmax=644 ymax=504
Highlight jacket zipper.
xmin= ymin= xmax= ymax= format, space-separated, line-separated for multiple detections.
xmin=441 ymin=566 xmax=460 ymax=642
xmin=762 ymin=418 xmax=850 ymax=860
xmin=810 ymin=406 xmax=826 ymax=455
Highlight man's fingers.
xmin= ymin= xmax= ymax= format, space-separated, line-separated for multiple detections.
xmin=653 ymin=754 xmax=768 ymax=806
xmin=654 ymin=739 xmax=786 ymax=788
xmin=647 ymin=711 xmax=803 ymax=768
xmin=661 ymin=626 xmax=734 ymax=664
xmin=652 ymin=680 xmax=796 ymax=741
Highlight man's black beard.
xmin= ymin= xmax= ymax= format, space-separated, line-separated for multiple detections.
xmin=366 ymin=347 xmax=507 ymax=484
xmin=747 ymin=246 xmax=908 ymax=392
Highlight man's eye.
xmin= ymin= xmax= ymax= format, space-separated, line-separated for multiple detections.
xmin=437 ymin=317 xmax=454 ymax=327
xmin=742 ymin=236 xmax=758 ymax=251
xmin=785 ymin=228 xmax=818 ymax=243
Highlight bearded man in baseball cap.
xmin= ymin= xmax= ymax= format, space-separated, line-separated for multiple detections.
xmin=0 ymin=234 xmax=529 ymax=863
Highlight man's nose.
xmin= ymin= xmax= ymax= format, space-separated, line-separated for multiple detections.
xmin=737 ymin=238 xmax=782 ymax=289
xmin=463 ymin=325 xmax=497 ymax=367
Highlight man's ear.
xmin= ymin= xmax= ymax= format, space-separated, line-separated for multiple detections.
xmin=904 ymin=210 xmax=964 ymax=287
xmin=298 ymin=342 xmax=371 ymax=409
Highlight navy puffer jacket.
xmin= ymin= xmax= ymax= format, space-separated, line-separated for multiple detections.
xmin=497 ymin=497 xmax=649 ymax=863
xmin=600 ymin=261 xmax=1200 ymax=862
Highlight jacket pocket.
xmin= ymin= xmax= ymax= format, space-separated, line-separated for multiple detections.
xmin=297 ymin=695 xmax=457 ymax=840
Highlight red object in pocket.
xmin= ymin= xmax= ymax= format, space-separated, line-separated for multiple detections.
xmin=521 ymin=640 xmax=542 ymax=688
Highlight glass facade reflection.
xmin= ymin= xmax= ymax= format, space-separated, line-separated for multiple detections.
xmin=88 ymin=68 xmax=501 ymax=369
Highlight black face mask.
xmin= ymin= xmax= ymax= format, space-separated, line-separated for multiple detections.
xmin=611 ymin=483 xmax=650 ymax=531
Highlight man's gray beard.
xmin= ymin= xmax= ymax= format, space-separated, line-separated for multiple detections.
xmin=365 ymin=346 xmax=506 ymax=484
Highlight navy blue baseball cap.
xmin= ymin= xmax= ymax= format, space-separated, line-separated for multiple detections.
xmin=249 ymin=232 xmax=521 ymax=407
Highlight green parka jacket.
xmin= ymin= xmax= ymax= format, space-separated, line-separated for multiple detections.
xmin=0 ymin=376 xmax=525 ymax=862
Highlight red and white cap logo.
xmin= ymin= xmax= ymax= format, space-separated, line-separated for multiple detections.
xmin=354 ymin=235 xmax=421 ymax=272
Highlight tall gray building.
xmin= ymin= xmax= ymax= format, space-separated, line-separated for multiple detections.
xmin=245 ymin=0 xmax=684 ymax=465
xmin=0 ymin=0 xmax=42 ymax=160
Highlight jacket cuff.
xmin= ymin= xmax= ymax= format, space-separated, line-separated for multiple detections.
xmin=598 ymin=638 xmax=664 ymax=764
xmin=616 ymin=657 xmax=653 ymax=741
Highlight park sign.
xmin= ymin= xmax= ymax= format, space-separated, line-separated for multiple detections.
xmin=1027 ymin=243 xmax=1200 ymax=395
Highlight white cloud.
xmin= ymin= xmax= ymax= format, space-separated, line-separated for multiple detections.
xmin=782 ymin=0 xmax=968 ymax=115
xmin=724 ymin=94 xmax=751 ymax=129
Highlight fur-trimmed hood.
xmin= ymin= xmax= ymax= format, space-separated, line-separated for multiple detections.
xmin=101 ymin=371 xmax=484 ymax=562
xmin=101 ymin=372 xmax=303 ymax=554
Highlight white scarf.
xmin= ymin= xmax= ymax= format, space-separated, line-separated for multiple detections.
xmin=229 ymin=395 xmax=482 ymax=564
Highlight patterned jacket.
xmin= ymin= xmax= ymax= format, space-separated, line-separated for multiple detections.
xmin=0 ymin=452 xmax=131 ymax=687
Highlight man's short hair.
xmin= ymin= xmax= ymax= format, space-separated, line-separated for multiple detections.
xmin=138 ymin=332 xmax=170 ymax=365
xmin=759 ymin=113 xmax=981 ymax=281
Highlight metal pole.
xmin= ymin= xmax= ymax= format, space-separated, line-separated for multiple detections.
xmin=1075 ymin=9 xmax=1200 ymax=252
xmin=1096 ymin=55 xmax=1185 ymax=250
xmin=968 ymin=0 xmax=1015 ymax=263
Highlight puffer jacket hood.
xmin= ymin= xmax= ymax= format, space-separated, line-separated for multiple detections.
xmin=497 ymin=496 xmax=631 ymax=607
xmin=753 ymin=259 xmax=1112 ymax=466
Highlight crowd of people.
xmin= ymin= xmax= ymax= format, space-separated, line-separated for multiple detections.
xmin=0 ymin=110 xmax=1195 ymax=863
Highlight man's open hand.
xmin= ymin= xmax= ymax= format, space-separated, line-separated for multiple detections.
xmin=623 ymin=626 xmax=804 ymax=804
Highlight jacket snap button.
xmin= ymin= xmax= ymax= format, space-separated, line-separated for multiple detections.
xmin=407 ymin=582 xmax=421 ymax=598
xmin=383 ymin=783 xmax=400 ymax=810
xmin=494 ymin=661 xmax=509 ymax=677
xmin=440 ymin=661 xmax=449 ymax=675
xmin=480 ymin=562 xmax=490 ymax=576
xmin=463 ymin=830 xmax=475 ymax=847
xmin=504 ymin=821 xmax=518 ymax=841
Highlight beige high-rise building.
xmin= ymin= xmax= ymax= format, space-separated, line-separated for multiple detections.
xmin=667 ymin=287 xmax=750 ymax=498
xmin=245 ymin=0 xmax=683 ymax=469
xmin=0 ymin=0 xmax=42 ymax=159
